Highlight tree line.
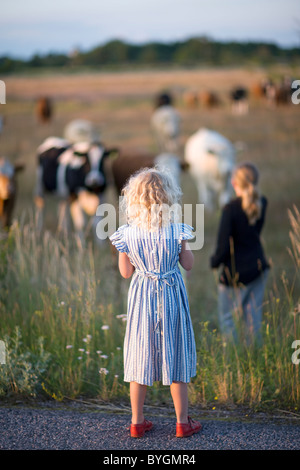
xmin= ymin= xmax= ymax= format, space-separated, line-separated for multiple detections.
xmin=1 ymin=36 xmax=299 ymax=73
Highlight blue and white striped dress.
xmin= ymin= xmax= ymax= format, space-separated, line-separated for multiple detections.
xmin=109 ymin=223 xmax=197 ymax=386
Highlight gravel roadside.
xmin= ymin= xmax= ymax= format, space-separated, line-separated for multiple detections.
xmin=0 ymin=403 xmax=300 ymax=452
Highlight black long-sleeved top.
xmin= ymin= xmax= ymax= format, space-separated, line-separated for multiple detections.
xmin=210 ymin=196 xmax=269 ymax=286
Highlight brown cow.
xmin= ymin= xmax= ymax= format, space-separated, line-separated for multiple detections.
xmin=110 ymin=148 xmax=186 ymax=196
xmin=0 ymin=159 xmax=24 ymax=229
xmin=250 ymin=81 xmax=266 ymax=101
xmin=264 ymin=77 xmax=293 ymax=107
xmin=36 ymin=96 xmax=52 ymax=123
xmin=183 ymin=90 xmax=198 ymax=108
xmin=199 ymin=91 xmax=220 ymax=108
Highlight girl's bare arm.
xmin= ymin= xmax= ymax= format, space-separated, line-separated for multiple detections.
xmin=119 ymin=252 xmax=135 ymax=278
xmin=179 ymin=240 xmax=194 ymax=271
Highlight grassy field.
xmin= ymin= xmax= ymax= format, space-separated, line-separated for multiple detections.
xmin=0 ymin=66 xmax=300 ymax=411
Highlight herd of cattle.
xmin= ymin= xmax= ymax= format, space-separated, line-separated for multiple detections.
xmin=32 ymin=103 xmax=237 ymax=239
xmin=0 ymin=76 xmax=294 ymax=239
xmin=183 ymin=75 xmax=295 ymax=113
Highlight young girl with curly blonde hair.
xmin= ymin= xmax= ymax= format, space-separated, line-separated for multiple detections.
xmin=110 ymin=167 xmax=201 ymax=438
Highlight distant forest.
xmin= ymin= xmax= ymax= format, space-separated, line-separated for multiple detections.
xmin=1 ymin=36 xmax=299 ymax=73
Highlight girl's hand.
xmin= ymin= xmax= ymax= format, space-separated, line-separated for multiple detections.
xmin=179 ymin=240 xmax=194 ymax=271
xmin=118 ymin=252 xmax=135 ymax=279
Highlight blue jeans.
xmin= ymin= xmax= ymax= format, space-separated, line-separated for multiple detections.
xmin=218 ymin=270 xmax=269 ymax=344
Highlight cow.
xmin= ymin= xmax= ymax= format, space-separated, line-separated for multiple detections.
xmin=150 ymin=92 xmax=181 ymax=155
xmin=264 ymin=76 xmax=293 ymax=107
xmin=183 ymin=90 xmax=198 ymax=108
xmin=34 ymin=136 xmax=118 ymax=239
xmin=199 ymin=91 xmax=220 ymax=108
xmin=64 ymin=119 xmax=101 ymax=144
xmin=36 ymin=96 xmax=52 ymax=124
xmin=230 ymin=87 xmax=249 ymax=114
xmin=0 ymin=158 xmax=24 ymax=230
xmin=111 ymin=149 xmax=183 ymax=196
xmin=251 ymin=81 xmax=266 ymax=100
xmin=184 ymin=128 xmax=236 ymax=212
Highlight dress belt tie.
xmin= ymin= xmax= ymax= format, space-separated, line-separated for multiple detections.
xmin=135 ymin=267 xmax=179 ymax=331
xmin=135 ymin=267 xmax=178 ymax=285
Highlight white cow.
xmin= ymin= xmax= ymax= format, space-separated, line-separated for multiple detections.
xmin=151 ymin=93 xmax=181 ymax=155
xmin=64 ymin=119 xmax=101 ymax=144
xmin=184 ymin=128 xmax=236 ymax=211
xmin=155 ymin=153 xmax=182 ymax=188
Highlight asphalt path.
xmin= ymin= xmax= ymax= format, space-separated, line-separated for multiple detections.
xmin=1 ymin=404 xmax=300 ymax=456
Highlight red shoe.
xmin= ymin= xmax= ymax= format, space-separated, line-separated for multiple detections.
xmin=130 ymin=419 xmax=153 ymax=438
xmin=176 ymin=416 xmax=202 ymax=438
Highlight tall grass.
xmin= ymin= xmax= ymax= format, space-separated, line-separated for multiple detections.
xmin=0 ymin=207 xmax=299 ymax=410
xmin=0 ymin=212 xmax=127 ymax=400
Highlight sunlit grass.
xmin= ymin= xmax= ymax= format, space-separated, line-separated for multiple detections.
xmin=0 ymin=67 xmax=300 ymax=410
xmin=0 ymin=208 xmax=299 ymax=410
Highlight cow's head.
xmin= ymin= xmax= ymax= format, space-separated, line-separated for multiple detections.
xmin=69 ymin=142 xmax=118 ymax=194
xmin=0 ymin=174 xmax=11 ymax=200
xmin=0 ymin=159 xmax=23 ymax=200
xmin=83 ymin=144 xmax=107 ymax=192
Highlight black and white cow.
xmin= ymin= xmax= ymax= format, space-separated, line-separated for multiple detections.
xmin=35 ymin=136 xmax=118 ymax=238
xmin=230 ymin=87 xmax=249 ymax=115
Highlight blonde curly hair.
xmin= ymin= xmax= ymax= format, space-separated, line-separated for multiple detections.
xmin=120 ymin=167 xmax=182 ymax=229
xmin=232 ymin=162 xmax=262 ymax=225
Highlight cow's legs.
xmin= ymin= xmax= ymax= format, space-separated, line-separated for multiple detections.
xmin=196 ymin=179 xmax=215 ymax=212
xmin=57 ymin=200 xmax=70 ymax=235
xmin=93 ymin=193 xmax=111 ymax=245
xmin=34 ymin=165 xmax=45 ymax=233
xmin=218 ymin=190 xmax=231 ymax=209
xmin=218 ymin=172 xmax=233 ymax=209
xmin=69 ymin=198 xmax=85 ymax=241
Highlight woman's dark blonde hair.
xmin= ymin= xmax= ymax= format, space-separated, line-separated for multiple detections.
xmin=232 ymin=162 xmax=262 ymax=225
xmin=120 ymin=167 xmax=182 ymax=229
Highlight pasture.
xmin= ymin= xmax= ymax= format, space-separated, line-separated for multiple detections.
xmin=0 ymin=66 xmax=300 ymax=410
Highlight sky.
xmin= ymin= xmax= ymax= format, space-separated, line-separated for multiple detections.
xmin=0 ymin=0 xmax=299 ymax=58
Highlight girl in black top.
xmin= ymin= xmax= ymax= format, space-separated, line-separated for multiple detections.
xmin=210 ymin=162 xmax=269 ymax=343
